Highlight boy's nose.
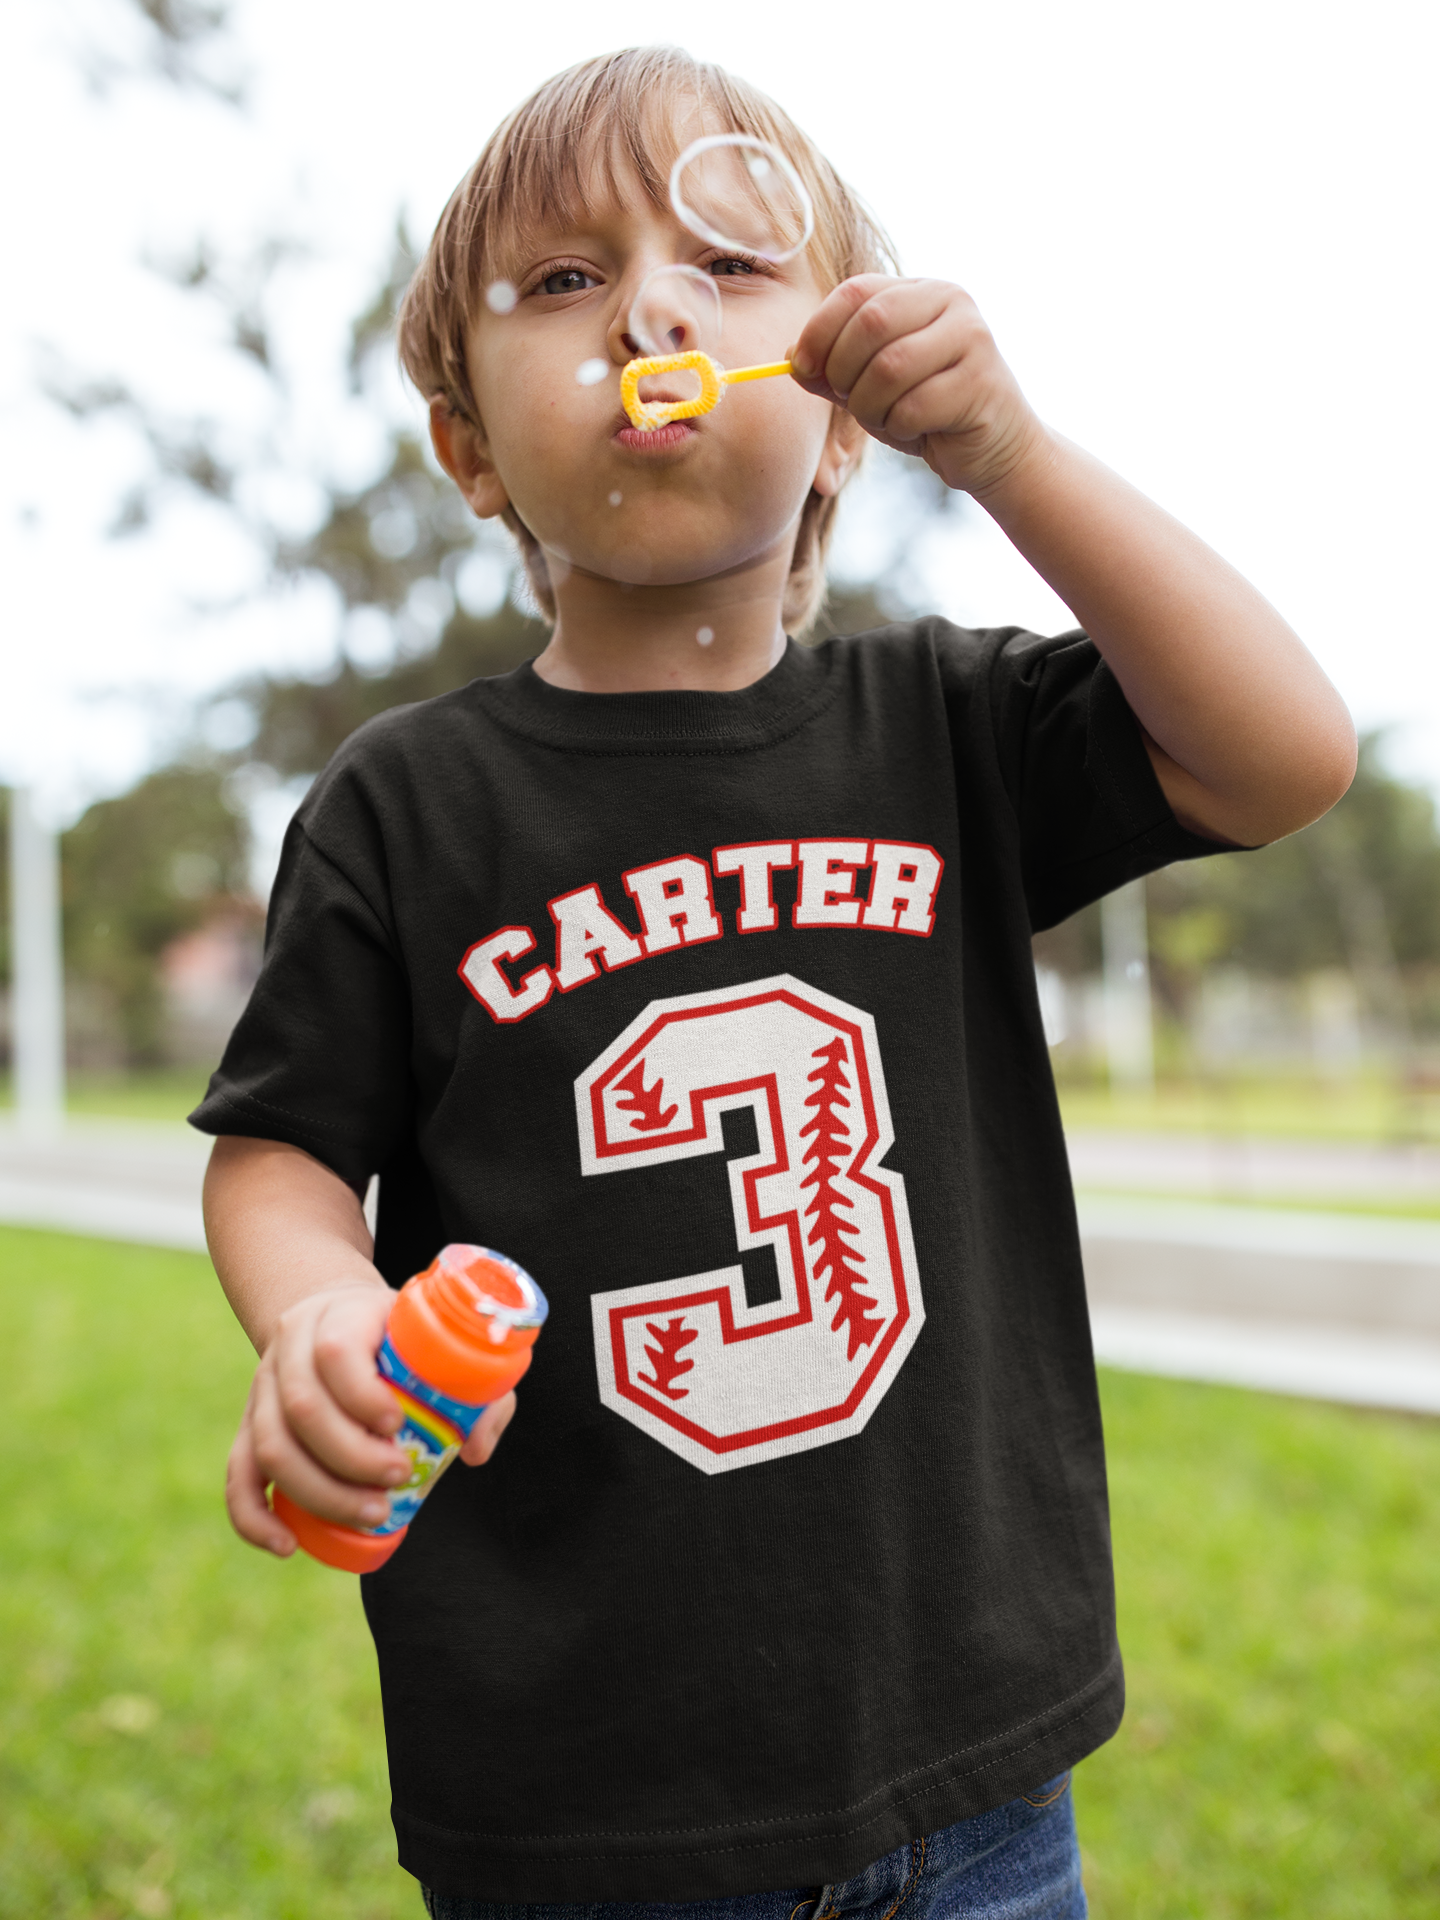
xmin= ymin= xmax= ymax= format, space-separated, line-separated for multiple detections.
xmin=620 ymin=327 xmax=692 ymax=357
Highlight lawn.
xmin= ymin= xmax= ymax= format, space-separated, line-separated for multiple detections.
xmin=2 ymin=1226 xmax=1437 ymax=1918
xmin=8 ymin=1065 xmax=1440 ymax=1149
xmin=1057 ymin=1074 xmax=1440 ymax=1146
xmin=0 ymin=1070 xmax=214 ymax=1127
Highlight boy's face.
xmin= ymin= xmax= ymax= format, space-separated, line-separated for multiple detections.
xmin=450 ymin=144 xmax=850 ymax=598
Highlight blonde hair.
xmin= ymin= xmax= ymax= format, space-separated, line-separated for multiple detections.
xmin=397 ymin=46 xmax=895 ymax=634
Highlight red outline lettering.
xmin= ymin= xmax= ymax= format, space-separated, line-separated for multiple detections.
xmin=622 ymin=855 xmax=724 ymax=955
xmin=457 ymin=925 xmax=554 ymax=1024
xmin=712 ymin=840 xmax=795 ymax=933
xmin=547 ymin=883 xmax=644 ymax=992
xmin=862 ymin=841 xmax=945 ymax=936
xmin=793 ymin=840 xmax=871 ymax=928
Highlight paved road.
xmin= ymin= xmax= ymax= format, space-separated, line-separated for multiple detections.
xmin=2 ymin=1120 xmax=1437 ymax=1414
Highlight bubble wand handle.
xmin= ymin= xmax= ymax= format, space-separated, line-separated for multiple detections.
xmin=721 ymin=361 xmax=792 ymax=385
xmin=620 ymin=351 xmax=792 ymax=432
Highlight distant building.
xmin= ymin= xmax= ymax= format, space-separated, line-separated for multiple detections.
xmin=161 ymin=906 xmax=263 ymax=1064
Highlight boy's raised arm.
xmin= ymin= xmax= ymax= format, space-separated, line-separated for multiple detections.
xmin=205 ymin=1137 xmax=513 ymax=1557
xmin=792 ymin=278 xmax=1358 ymax=847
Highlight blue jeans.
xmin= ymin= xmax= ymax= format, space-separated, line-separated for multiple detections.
xmin=422 ymin=1773 xmax=1085 ymax=1920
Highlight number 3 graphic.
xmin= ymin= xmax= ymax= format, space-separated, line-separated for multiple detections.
xmin=576 ymin=974 xmax=925 ymax=1472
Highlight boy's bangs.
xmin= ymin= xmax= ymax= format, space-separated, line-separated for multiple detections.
xmin=479 ymin=104 xmax=680 ymax=282
xmin=468 ymin=50 xmax=863 ymax=295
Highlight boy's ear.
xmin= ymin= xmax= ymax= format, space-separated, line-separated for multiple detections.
xmin=429 ymin=396 xmax=510 ymax=520
xmin=810 ymin=407 xmax=865 ymax=500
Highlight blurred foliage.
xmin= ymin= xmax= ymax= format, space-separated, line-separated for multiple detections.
xmin=242 ymin=605 xmax=542 ymax=778
xmin=1149 ymin=736 xmax=1440 ymax=977
xmin=61 ymin=769 xmax=250 ymax=1065
xmin=1034 ymin=736 xmax=1440 ymax=1037
xmin=70 ymin=0 xmax=242 ymax=104
xmin=347 ymin=219 xmax=418 ymax=388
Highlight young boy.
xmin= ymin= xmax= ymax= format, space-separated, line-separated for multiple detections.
xmin=195 ymin=46 xmax=1355 ymax=1920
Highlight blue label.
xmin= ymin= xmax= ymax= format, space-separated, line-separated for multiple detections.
xmin=376 ymin=1335 xmax=489 ymax=1434
xmin=365 ymin=1334 xmax=489 ymax=1537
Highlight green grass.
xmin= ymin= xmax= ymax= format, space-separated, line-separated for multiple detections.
xmin=0 ymin=1071 xmax=214 ymax=1127
xmin=1058 ymin=1076 xmax=1440 ymax=1145
xmin=1075 ymin=1188 xmax=1440 ymax=1222
xmin=0 ymin=1228 xmax=412 ymax=1920
xmin=8 ymin=1066 xmax=1437 ymax=1143
xmin=1079 ymin=1373 xmax=1440 ymax=1917
xmin=2 ymin=1227 xmax=1438 ymax=1917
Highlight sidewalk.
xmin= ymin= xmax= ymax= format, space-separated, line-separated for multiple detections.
xmin=1 ymin=1119 xmax=1437 ymax=1416
xmin=1068 ymin=1127 xmax=1440 ymax=1411
xmin=0 ymin=1118 xmax=209 ymax=1252
xmin=1078 ymin=1194 xmax=1440 ymax=1413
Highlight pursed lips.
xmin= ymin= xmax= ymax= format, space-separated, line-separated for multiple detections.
xmin=611 ymin=385 xmax=706 ymax=431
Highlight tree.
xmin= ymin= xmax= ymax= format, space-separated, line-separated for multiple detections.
xmin=1033 ymin=734 xmax=1440 ymax=1050
xmin=61 ymin=767 xmax=250 ymax=1064
xmin=229 ymin=433 xmax=546 ymax=779
xmin=1146 ymin=735 xmax=1440 ymax=988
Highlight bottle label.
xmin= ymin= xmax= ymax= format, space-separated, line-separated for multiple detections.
xmin=369 ymin=1334 xmax=487 ymax=1536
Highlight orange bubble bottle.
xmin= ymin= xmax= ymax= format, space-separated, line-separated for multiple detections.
xmin=272 ymin=1244 xmax=548 ymax=1574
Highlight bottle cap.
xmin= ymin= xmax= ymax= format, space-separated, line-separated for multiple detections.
xmin=425 ymin=1245 xmax=548 ymax=1347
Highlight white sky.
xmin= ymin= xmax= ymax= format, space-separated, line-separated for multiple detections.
xmin=2 ymin=0 xmax=1437 ymax=821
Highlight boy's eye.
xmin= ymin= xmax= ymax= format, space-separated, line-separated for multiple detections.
xmin=708 ymin=256 xmax=757 ymax=278
xmin=539 ymin=267 xmax=599 ymax=296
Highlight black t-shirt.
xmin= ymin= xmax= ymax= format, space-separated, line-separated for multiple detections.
xmin=192 ymin=622 xmax=1215 ymax=1902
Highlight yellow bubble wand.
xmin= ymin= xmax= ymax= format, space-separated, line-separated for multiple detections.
xmin=620 ymin=351 xmax=792 ymax=432
xmin=618 ymin=135 xmax=815 ymax=431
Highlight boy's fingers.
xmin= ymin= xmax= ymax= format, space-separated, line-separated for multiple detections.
xmin=790 ymin=274 xmax=894 ymax=383
xmin=844 ymin=325 xmax=972 ymax=441
xmin=308 ymin=1289 xmax=402 ymax=1432
xmin=273 ymin=1329 xmax=409 ymax=1486
xmin=460 ymin=1391 xmax=517 ymax=1466
xmin=873 ymin=364 xmax=982 ymax=450
xmin=248 ymin=1361 xmax=398 ymax=1528
xmin=821 ymin=282 xmax=960 ymax=414
xmin=226 ymin=1412 xmax=296 ymax=1556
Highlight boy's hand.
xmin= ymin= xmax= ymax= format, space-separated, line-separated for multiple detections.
xmin=226 ymin=1282 xmax=516 ymax=1556
xmin=790 ymin=276 xmax=1045 ymax=500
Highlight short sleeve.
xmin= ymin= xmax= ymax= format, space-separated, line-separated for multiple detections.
xmin=188 ymin=816 xmax=413 ymax=1192
xmin=980 ymin=627 xmax=1226 ymax=931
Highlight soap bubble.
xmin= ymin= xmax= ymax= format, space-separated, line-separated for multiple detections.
xmin=485 ymin=280 xmax=518 ymax=315
xmin=696 ymin=626 xmax=715 ymax=646
xmin=608 ymin=491 xmax=623 ymax=506
xmin=575 ymin=357 xmax=610 ymax=386
xmin=670 ymin=135 xmax=814 ymax=264
xmin=629 ymin=264 xmax=722 ymax=360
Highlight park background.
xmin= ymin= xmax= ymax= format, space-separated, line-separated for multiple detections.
xmin=2 ymin=1 xmax=1438 ymax=1916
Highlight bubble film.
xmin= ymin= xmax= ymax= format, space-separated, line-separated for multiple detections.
xmin=484 ymin=280 xmax=518 ymax=315
xmin=575 ymin=357 xmax=610 ymax=386
xmin=628 ymin=264 xmax=723 ymax=361
xmin=669 ymin=135 xmax=814 ymax=265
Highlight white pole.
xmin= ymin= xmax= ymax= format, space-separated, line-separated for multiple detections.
xmin=1101 ymin=877 xmax=1154 ymax=1094
xmin=9 ymin=787 xmax=65 ymax=1133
